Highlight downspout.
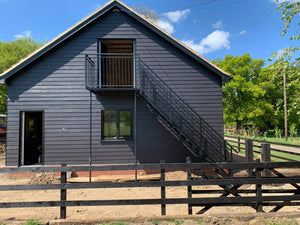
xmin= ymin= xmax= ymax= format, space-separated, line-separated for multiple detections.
xmin=89 ymin=91 xmax=92 ymax=182
xmin=134 ymin=90 xmax=137 ymax=181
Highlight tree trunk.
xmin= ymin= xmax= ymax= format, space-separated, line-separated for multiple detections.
xmin=236 ymin=120 xmax=242 ymax=130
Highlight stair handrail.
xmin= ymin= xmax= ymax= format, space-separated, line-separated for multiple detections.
xmin=138 ymin=60 xmax=237 ymax=162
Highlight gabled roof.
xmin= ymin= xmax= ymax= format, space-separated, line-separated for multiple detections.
xmin=0 ymin=0 xmax=231 ymax=84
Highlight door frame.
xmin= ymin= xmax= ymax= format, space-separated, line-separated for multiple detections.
xmin=97 ymin=39 xmax=136 ymax=88
xmin=19 ymin=110 xmax=45 ymax=167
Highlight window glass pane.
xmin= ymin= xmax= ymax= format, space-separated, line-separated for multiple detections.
xmin=103 ymin=110 xmax=117 ymax=138
xmin=119 ymin=111 xmax=131 ymax=137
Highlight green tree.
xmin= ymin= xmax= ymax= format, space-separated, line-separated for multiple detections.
xmin=270 ymin=0 xmax=300 ymax=136
xmin=273 ymin=0 xmax=300 ymax=67
xmin=213 ymin=54 xmax=273 ymax=131
xmin=268 ymin=61 xmax=300 ymax=131
xmin=275 ymin=0 xmax=300 ymax=40
xmin=0 ymin=37 xmax=43 ymax=114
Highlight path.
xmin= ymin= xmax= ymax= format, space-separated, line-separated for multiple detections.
xmin=225 ymin=136 xmax=300 ymax=155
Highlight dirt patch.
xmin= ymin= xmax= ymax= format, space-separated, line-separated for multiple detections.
xmin=28 ymin=173 xmax=61 ymax=184
xmin=0 ymin=170 xmax=299 ymax=223
xmin=165 ymin=171 xmax=188 ymax=180
xmin=0 ymin=152 xmax=299 ymax=223
xmin=49 ymin=214 xmax=300 ymax=225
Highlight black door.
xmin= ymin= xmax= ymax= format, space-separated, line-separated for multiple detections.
xmin=21 ymin=112 xmax=43 ymax=165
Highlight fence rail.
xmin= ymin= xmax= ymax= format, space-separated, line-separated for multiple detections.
xmin=0 ymin=160 xmax=299 ymax=219
xmin=225 ymin=135 xmax=300 ymax=148
xmin=225 ymin=136 xmax=300 ymax=162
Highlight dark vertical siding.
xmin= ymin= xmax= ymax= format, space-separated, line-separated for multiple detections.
xmin=6 ymin=9 xmax=223 ymax=166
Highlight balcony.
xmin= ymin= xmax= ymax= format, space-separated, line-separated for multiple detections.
xmin=85 ymin=53 xmax=139 ymax=92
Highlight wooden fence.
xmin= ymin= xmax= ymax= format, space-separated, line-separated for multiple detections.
xmin=0 ymin=160 xmax=299 ymax=219
xmin=225 ymin=135 xmax=300 ymax=162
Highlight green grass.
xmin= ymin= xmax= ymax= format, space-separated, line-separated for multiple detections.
xmin=152 ymin=219 xmax=159 ymax=225
xmin=22 ymin=220 xmax=41 ymax=225
xmin=263 ymin=218 xmax=299 ymax=225
xmin=197 ymin=218 xmax=204 ymax=224
xmin=169 ymin=219 xmax=184 ymax=225
xmin=225 ymin=132 xmax=300 ymax=146
xmin=7 ymin=174 xmax=17 ymax=180
xmin=99 ymin=221 xmax=129 ymax=225
xmin=228 ymin=141 xmax=300 ymax=162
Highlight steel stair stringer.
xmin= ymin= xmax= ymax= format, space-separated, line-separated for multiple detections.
xmin=137 ymin=61 xmax=237 ymax=165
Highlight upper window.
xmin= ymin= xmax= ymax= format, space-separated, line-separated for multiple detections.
xmin=100 ymin=40 xmax=134 ymax=88
xmin=102 ymin=110 xmax=132 ymax=140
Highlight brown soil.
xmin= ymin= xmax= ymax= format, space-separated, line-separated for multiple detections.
xmin=0 ymin=150 xmax=299 ymax=224
xmin=0 ymin=170 xmax=299 ymax=225
xmin=28 ymin=173 xmax=61 ymax=184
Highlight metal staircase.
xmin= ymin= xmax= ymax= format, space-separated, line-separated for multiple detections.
xmin=85 ymin=53 xmax=236 ymax=163
xmin=137 ymin=61 xmax=237 ymax=163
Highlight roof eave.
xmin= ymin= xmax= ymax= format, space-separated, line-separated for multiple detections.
xmin=0 ymin=0 xmax=118 ymax=83
xmin=114 ymin=1 xmax=231 ymax=81
xmin=0 ymin=0 xmax=231 ymax=83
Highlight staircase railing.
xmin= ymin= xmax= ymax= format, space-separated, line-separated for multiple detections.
xmin=138 ymin=61 xmax=236 ymax=162
xmin=85 ymin=53 xmax=236 ymax=162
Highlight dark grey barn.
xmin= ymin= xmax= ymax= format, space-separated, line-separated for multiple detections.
xmin=0 ymin=0 xmax=232 ymax=167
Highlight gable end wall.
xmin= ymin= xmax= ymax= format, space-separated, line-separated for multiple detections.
xmin=6 ymin=10 xmax=224 ymax=166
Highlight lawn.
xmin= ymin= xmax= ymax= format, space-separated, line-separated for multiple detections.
xmin=228 ymin=141 xmax=300 ymax=162
xmin=225 ymin=131 xmax=300 ymax=146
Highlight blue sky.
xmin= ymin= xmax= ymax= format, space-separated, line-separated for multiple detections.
xmin=0 ymin=0 xmax=298 ymax=64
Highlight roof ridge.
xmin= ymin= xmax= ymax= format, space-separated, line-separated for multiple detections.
xmin=116 ymin=1 xmax=231 ymax=78
xmin=0 ymin=0 xmax=231 ymax=82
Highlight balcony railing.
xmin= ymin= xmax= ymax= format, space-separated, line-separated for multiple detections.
xmin=85 ymin=53 xmax=139 ymax=90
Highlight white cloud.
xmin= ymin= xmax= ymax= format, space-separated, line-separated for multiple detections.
xmin=14 ymin=30 xmax=32 ymax=39
xmin=212 ymin=20 xmax=223 ymax=29
xmin=163 ymin=9 xmax=190 ymax=23
xmin=156 ymin=20 xmax=175 ymax=34
xmin=152 ymin=8 xmax=190 ymax=34
xmin=183 ymin=40 xmax=207 ymax=55
xmin=239 ymin=30 xmax=247 ymax=36
xmin=182 ymin=30 xmax=230 ymax=55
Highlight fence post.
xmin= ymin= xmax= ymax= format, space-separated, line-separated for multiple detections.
xmin=261 ymin=143 xmax=271 ymax=177
xmin=255 ymin=159 xmax=263 ymax=212
xmin=245 ymin=139 xmax=253 ymax=176
xmin=60 ymin=163 xmax=67 ymax=219
xmin=160 ymin=160 xmax=166 ymax=216
xmin=186 ymin=157 xmax=192 ymax=215
xmin=238 ymin=136 xmax=241 ymax=153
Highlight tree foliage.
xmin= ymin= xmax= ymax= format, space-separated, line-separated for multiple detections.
xmin=133 ymin=6 xmax=160 ymax=22
xmin=0 ymin=37 xmax=42 ymax=74
xmin=275 ymin=0 xmax=300 ymax=40
xmin=267 ymin=61 xmax=300 ymax=130
xmin=216 ymin=53 xmax=300 ymax=132
xmin=213 ymin=54 xmax=274 ymax=130
xmin=0 ymin=37 xmax=43 ymax=114
xmin=273 ymin=0 xmax=300 ymax=67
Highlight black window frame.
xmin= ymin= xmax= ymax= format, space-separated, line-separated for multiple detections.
xmin=101 ymin=109 xmax=133 ymax=140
